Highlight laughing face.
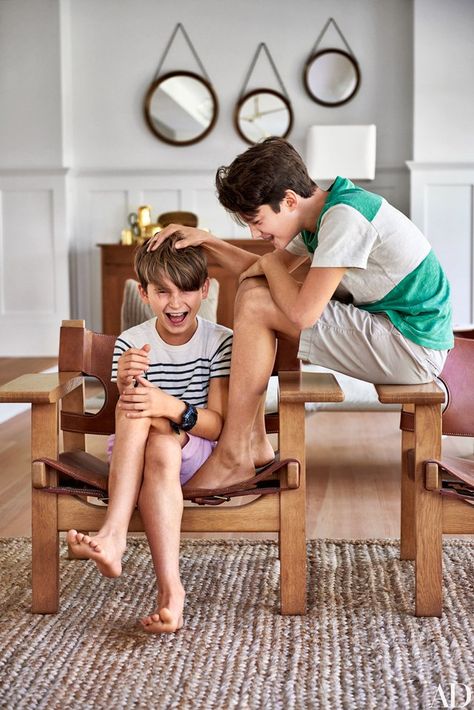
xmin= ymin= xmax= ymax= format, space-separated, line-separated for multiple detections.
xmin=245 ymin=196 xmax=300 ymax=250
xmin=138 ymin=273 xmax=209 ymax=345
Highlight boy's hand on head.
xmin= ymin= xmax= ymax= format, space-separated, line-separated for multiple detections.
xmin=147 ymin=225 xmax=213 ymax=252
xmin=118 ymin=376 xmax=171 ymax=418
xmin=117 ymin=344 xmax=151 ymax=387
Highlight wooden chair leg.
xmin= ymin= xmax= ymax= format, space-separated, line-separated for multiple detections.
xmin=400 ymin=416 xmax=415 ymax=560
xmin=414 ymin=403 xmax=443 ymax=617
xmin=279 ymin=402 xmax=306 ymax=615
xmin=31 ymin=403 xmax=60 ymax=613
xmin=32 ymin=488 xmax=59 ymax=613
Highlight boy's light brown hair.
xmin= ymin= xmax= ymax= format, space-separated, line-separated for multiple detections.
xmin=134 ymin=232 xmax=208 ymax=291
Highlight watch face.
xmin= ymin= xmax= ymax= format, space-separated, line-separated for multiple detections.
xmin=181 ymin=402 xmax=198 ymax=431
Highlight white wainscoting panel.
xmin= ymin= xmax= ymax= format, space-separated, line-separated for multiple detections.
xmin=0 ymin=171 xmax=70 ymax=355
xmin=408 ymin=163 xmax=474 ymax=326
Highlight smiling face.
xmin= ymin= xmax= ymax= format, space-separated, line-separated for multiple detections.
xmin=245 ymin=192 xmax=301 ymax=250
xmin=139 ymin=274 xmax=209 ymax=345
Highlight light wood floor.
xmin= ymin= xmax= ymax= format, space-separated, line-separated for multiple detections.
xmin=1 ymin=359 xmax=472 ymax=539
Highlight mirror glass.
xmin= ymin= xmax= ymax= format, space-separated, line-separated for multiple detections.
xmin=144 ymin=71 xmax=218 ymax=146
xmin=304 ymin=49 xmax=360 ymax=106
xmin=234 ymin=89 xmax=293 ymax=145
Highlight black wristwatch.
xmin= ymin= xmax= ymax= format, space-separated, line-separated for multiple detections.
xmin=171 ymin=401 xmax=198 ymax=434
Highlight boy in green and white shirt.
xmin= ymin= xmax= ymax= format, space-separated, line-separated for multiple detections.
xmin=285 ymin=175 xmax=452 ymax=383
xmin=147 ymin=138 xmax=452 ymax=489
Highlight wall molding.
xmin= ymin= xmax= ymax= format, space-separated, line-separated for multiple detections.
xmin=0 ymin=171 xmax=71 ymax=355
xmin=408 ymin=161 xmax=474 ymax=326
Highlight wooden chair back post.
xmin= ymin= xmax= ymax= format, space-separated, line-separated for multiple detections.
xmin=59 ymin=320 xmax=118 ymax=437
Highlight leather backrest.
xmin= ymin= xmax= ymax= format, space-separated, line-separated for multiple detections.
xmin=437 ymin=333 xmax=474 ymax=436
xmin=273 ymin=338 xmax=300 ymax=374
xmin=400 ymin=332 xmax=474 ymax=437
xmin=59 ymin=324 xmax=118 ymax=435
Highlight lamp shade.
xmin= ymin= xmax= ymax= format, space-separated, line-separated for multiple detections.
xmin=305 ymin=124 xmax=376 ymax=181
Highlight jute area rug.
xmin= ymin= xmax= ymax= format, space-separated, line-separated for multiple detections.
xmin=0 ymin=538 xmax=473 ymax=710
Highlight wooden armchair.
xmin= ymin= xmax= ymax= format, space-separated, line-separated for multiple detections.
xmin=392 ymin=330 xmax=474 ymax=616
xmin=373 ymin=331 xmax=474 ymax=616
xmin=0 ymin=319 xmax=343 ymax=616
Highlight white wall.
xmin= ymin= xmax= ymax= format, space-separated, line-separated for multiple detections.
xmin=414 ymin=0 xmax=474 ymax=163
xmin=1 ymin=0 xmax=415 ymax=353
xmin=0 ymin=0 xmax=64 ymax=168
xmin=409 ymin=0 xmax=474 ymax=326
xmin=69 ymin=0 xmax=413 ymax=172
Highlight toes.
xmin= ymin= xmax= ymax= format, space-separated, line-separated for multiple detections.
xmin=67 ymin=530 xmax=79 ymax=544
xmin=159 ymin=608 xmax=173 ymax=624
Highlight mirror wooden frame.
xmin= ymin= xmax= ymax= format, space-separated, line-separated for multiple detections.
xmin=303 ymin=49 xmax=361 ymax=107
xmin=233 ymin=88 xmax=294 ymax=146
xmin=143 ymin=70 xmax=219 ymax=146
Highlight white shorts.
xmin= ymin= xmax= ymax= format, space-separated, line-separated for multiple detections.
xmin=298 ymin=301 xmax=448 ymax=385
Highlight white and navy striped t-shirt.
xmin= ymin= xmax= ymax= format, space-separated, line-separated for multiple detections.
xmin=286 ymin=176 xmax=453 ymax=350
xmin=111 ymin=316 xmax=232 ymax=408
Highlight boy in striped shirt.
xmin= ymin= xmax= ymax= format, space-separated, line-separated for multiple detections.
xmin=68 ymin=234 xmax=232 ymax=633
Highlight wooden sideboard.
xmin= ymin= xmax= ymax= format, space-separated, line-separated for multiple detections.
xmin=98 ymin=240 xmax=274 ymax=334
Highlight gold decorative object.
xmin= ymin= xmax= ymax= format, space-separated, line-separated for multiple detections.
xmin=120 ymin=229 xmax=134 ymax=245
xmin=138 ymin=205 xmax=152 ymax=228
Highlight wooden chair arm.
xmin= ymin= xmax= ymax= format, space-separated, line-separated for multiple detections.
xmin=278 ymin=371 xmax=344 ymax=404
xmin=0 ymin=372 xmax=83 ymax=404
xmin=375 ymin=381 xmax=444 ymax=405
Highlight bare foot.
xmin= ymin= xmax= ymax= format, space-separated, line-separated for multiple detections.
xmin=140 ymin=608 xmax=184 ymax=634
xmin=140 ymin=589 xmax=185 ymax=634
xmin=251 ymin=435 xmax=276 ymax=469
xmin=66 ymin=529 xmax=125 ymax=578
xmin=183 ymin=444 xmax=257 ymax=491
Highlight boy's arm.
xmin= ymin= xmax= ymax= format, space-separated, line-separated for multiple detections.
xmin=147 ymin=225 xmax=260 ymax=276
xmin=253 ymin=252 xmax=346 ymax=329
xmin=239 ymin=249 xmax=308 ymax=280
xmin=119 ymin=375 xmax=229 ymax=441
xmin=189 ymin=376 xmax=229 ymax=441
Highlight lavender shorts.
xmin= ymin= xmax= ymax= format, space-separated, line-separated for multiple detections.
xmin=106 ymin=434 xmax=216 ymax=486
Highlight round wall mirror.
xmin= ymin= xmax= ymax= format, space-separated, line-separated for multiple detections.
xmin=304 ymin=49 xmax=360 ymax=107
xmin=144 ymin=70 xmax=219 ymax=146
xmin=234 ymin=89 xmax=293 ymax=145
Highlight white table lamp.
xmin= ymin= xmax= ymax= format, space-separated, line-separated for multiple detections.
xmin=305 ymin=124 xmax=376 ymax=181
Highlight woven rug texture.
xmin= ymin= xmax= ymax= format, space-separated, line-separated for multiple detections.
xmin=0 ymin=537 xmax=473 ymax=710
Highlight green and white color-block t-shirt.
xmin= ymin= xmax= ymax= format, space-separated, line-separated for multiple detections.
xmin=286 ymin=177 xmax=453 ymax=350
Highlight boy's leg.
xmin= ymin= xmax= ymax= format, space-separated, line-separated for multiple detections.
xmin=67 ymin=407 xmax=151 ymax=577
xmin=138 ymin=426 xmax=186 ymax=634
xmin=183 ymin=277 xmax=300 ymax=489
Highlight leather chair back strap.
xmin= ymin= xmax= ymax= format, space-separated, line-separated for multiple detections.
xmin=59 ymin=325 xmax=118 ymax=435
xmin=400 ymin=333 xmax=474 ymax=437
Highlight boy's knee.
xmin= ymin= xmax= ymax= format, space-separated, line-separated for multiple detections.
xmin=115 ymin=406 xmax=151 ymax=431
xmin=144 ymin=432 xmax=181 ymax=476
xmin=235 ymin=279 xmax=271 ymax=317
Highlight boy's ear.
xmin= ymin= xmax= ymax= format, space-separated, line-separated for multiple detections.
xmin=138 ymin=283 xmax=149 ymax=303
xmin=283 ymin=190 xmax=298 ymax=211
xmin=201 ymin=277 xmax=210 ymax=299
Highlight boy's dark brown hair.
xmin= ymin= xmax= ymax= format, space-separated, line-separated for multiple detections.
xmin=215 ymin=137 xmax=316 ymax=224
xmin=134 ymin=232 xmax=208 ymax=291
